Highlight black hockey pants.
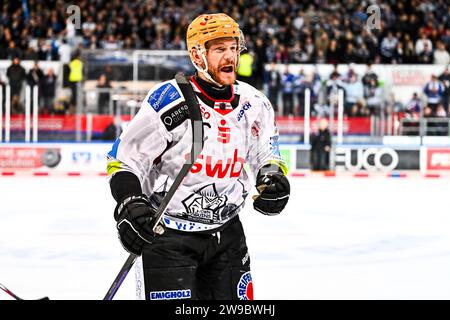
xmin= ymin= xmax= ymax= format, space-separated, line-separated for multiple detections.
xmin=141 ymin=216 xmax=252 ymax=300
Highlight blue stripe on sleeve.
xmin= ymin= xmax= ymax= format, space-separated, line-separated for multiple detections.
xmin=108 ymin=138 xmax=121 ymax=158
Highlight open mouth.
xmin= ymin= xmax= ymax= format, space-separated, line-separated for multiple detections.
xmin=220 ymin=65 xmax=234 ymax=73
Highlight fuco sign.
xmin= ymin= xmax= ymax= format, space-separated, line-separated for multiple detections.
xmin=334 ymin=147 xmax=400 ymax=172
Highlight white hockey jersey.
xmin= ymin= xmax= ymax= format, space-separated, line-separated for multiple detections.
xmin=107 ymin=77 xmax=286 ymax=233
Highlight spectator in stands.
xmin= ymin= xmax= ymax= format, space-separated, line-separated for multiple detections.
xmin=436 ymin=104 xmax=447 ymax=118
xmin=343 ymin=73 xmax=365 ymax=117
xmin=265 ymin=38 xmax=278 ymax=64
xmin=423 ymin=75 xmax=445 ymax=115
xmin=293 ymin=69 xmax=305 ymax=116
xmin=27 ymin=61 xmax=44 ymax=88
xmin=417 ymin=42 xmax=434 ymax=64
xmin=168 ymin=34 xmax=186 ymax=50
xmin=344 ymin=43 xmax=358 ymax=63
xmin=433 ymin=41 xmax=450 ymax=65
xmin=364 ymin=78 xmax=383 ymax=117
xmin=392 ymin=42 xmax=405 ymax=64
xmin=326 ymin=72 xmax=344 ymax=116
xmin=85 ymin=35 xmax=99 ymax=49
xmin=6 ymin=41 xmax=22 ymax=60
xmin=342 ymin=63 xmax=357 ymax=84
xmin=264 ymin=63 xmax=281 ymax=114
xmin=310 ymin=118 xmax=331 ymax=171
xmin=68 ymin=50 xmax=84 ymax=108
xmin=415 ymin=31 xmax=433 ymax=56
xmin=6 ymin=56 xmax=26 ymax=112
xmin=404 ymin=92 xmax=422 ymax=119
xmin=380 ymin=31 xmax=398 ymax=63
xmin=237 ymin=51 xmax=255 ymax=87
xmin=281 ymin=65 xmax=295 ymax=117
xmin=402 ymin=34 xmax=417 ymax=63
xmin=36 ymin=38 xmax=52 ymax=61
xmin=58 ymin=39 xmax=72 ymax=87
xmin=27 ymin=60 xmax=44 ymax=110
xmin=97 ymin=74 xmax=112 ymax=114
xmin=297 ymin=73 xmax=317 ymax=117
xmin=290 ymin=41 xmax=309 ymax=63
xmin=41 ymin=68 xmax=57 ymax=114
xmin=362 ymin=64 xmax=378 ymax=88
xmin=326 ymin=39 xmax=340 ymax=65
xmin=355 ymin=43 xmax=370 ymax=64
xmin=252 ymin=37 xmax=267 ymax=90
xmin=315 ymin=49 xmax=326 ymax=64
xmin=304 ymin=36 xmax=315 ymax=62
xmin=310 ymin=69 xmax=322 ymax=115
xmin=274 ymin=44 xmax=290 ymax=65
xmin=438 ymin=66 xmax=450 ymax=114
xmin=435 ymin=104 xmax=448 ymax=135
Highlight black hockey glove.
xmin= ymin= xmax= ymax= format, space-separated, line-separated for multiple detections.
xmin=253 ymin=169 xmax=290 ymax=216
xmin=114 ymin=194 xmax=163 ymax=255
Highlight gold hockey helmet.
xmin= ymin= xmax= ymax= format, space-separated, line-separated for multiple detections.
xmin=186 ymin=13 xmax=245 ymax=52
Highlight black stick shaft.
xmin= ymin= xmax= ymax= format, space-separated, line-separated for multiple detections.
xmin=103 ymin=254 xmax=137 ymax=300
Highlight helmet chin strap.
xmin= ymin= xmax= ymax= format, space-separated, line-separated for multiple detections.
xmin=191 ymin=47 xmax=238 ymax=87
xmin=192 ymin=50 xmax=223 ymax=87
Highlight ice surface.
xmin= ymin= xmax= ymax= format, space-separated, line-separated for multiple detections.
xmin=1 ymin=175 xmax=449 ymax=300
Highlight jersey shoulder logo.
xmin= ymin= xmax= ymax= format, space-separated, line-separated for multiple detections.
xmin=160 ymin=102 xmax=189 ymax=131
xmin=148 ymin=82 xmax=181 ymax=112
xmin=236 ymin=101 xmax=253 ymax=122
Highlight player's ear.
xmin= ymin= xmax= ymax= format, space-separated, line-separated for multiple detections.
xmin=190 ymin=48 xmax=205 ymax=69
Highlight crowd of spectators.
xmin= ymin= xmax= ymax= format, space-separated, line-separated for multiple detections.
xmin=1 ymin=0 xmax=450 ymax=119
xmin=263 ymin=63 xmax=450 ymax=120
xmin=1 ymin=0 xmax=450 ymax=66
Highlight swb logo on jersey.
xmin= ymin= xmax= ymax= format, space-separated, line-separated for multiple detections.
xmin=237 ymin=271 xmax=253 ymax=300
xmin=185 ymin=149 xmax=244 ymax=179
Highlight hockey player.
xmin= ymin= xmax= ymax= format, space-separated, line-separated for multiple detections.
xmin=107 ymin=13 xmax=290 ymax=300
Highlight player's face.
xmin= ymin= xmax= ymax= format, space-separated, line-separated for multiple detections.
xmin=205 ymin=38 xmax=239 ymax=86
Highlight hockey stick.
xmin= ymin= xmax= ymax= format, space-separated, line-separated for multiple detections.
xmin=0 ymin=282 xmax=49 ymax=300
xmin=104 ymin=73 xmax=204 ymax=300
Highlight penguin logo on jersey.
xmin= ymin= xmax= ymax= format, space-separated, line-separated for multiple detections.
xmin=182 ymin=184 xmax=228 ymax=223
xmin=237 ymin=271 xmax=253 ymax=300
